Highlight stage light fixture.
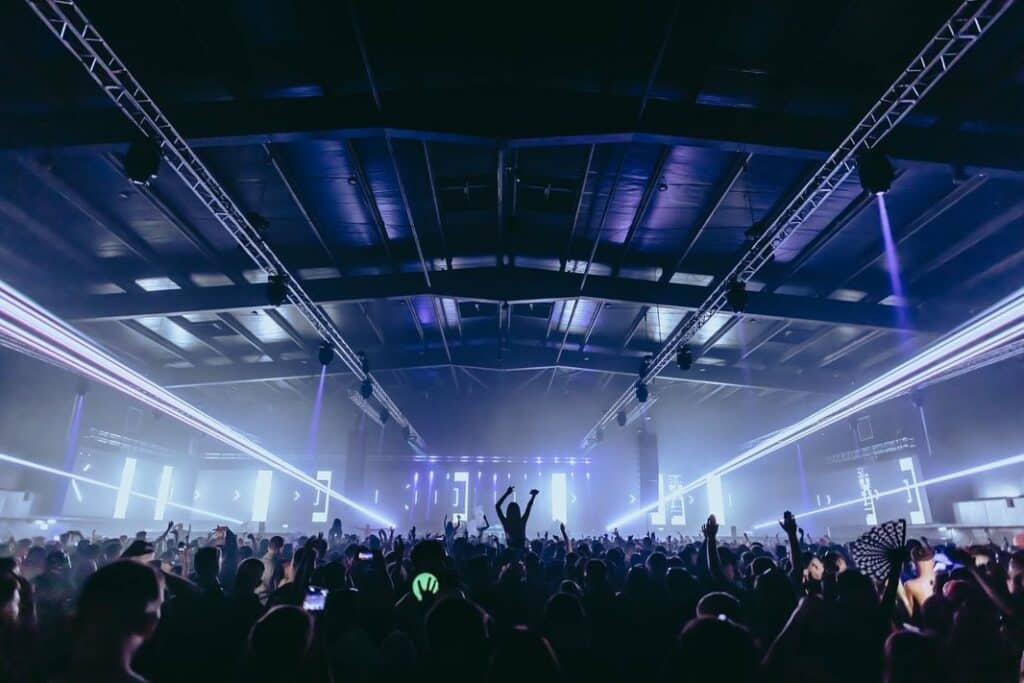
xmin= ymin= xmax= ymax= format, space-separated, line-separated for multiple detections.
xmin=0 ymin=277 xmax=396 ymax=527
xmin=360 ymin=377 xmax=373 ymax=400
xmin=124 ymin=138 xmax=161 ymax=186
xmin=857 ymin=148 xmax=895 ymax=195
xmin=379 ymin=408 xmax=390 ymax=425
xmin=318 ymin=342 xmax=334 ymax=366
xmin=744 ymin=221 xmax=767 ymax=242
xmin=616 ymin=410 xmax=627 ymax=427
xmin=402 ymin=425 xmax=412 ymax=442
xmin=910 ymin=388 xmax=924 ymax=409
xmin=676 ymin=347 xmax=692 ymax=371
xmin=605 ymin=284 xmax=1024 ymax=531
xmin=358 ymin=350 xmax=370 ymax=374
xmin=266 ymin=274 xmax=288 ymax=307
xmin=635 ymin=381 xmax=649 ymax=404
xmin=726 ymin=280 xmax=747 ymax=313
xmin=245 ymin=212 xmax=270 ymax=233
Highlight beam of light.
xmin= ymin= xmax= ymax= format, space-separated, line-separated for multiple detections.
xmin=251 ymin=470 xmax=273 ymax=523
xmin=70 ymin=479 xmax=83 ymax=503
xmin=606 ymin=285 xmax=1024 ymax=530
xmin=707 ymin=473 xmax=725 ymax=524
xmin=304 ymin=365 xmax=327 ymax=460
xmin=0 ymin=278 xmax=395 ymax=527
xmin=551 ymin=472 xmax=567 ymax=524
xmin=112 ymin=457 xmax=137 ymax=519
xmin=875 ymin=194 xmax=911 ymax=332
xmin=153 ymin=465 xmax=174 ymax=521
xmin=751 ymin=450 xmax=1024 ymax=530
xmin=58 ymin=392 xmax=84 ymax=511
xmin=0 ymin=451 xmax=243 ymax=524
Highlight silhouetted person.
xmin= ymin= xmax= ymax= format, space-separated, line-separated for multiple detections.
xmin=495 ymin=486 xmax=537 ymax=551
xmin=67 ymin=560 xmax=164 ymax=682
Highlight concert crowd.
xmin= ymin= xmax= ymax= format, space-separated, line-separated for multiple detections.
xmin=1 ymin=486 xmax=1023 ymax=682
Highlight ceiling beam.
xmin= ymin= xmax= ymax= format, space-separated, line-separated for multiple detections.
xmin=56 ymin=267 xmax=946 ymax=333
xmin=3 ymin=91 xmax=1022 ymax=174
xmin=157 ymin=343 xmax=839 ymax=394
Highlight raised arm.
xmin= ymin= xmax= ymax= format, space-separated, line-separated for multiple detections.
xmin=523 ymin=489 xmax=539 ymax=524
xmin=560 ymin=522 xmax=571 ymax=553
xmin=780 ymin=511 xmax=802 ymax=581
xmin=220 ymin=527 xmax=239 ymax=588
xmin=495 ymin=486 xmax=512 ymax=526
xmin=703 ymin=514 xmax=724 ymax=583
xmin=880 ymin=546 xmax=909 ymax=621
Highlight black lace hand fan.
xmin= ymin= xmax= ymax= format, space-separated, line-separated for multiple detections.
xmin=849 ymin=519 xmax=907 ymax=580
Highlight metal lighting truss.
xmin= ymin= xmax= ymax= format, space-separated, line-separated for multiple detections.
xmin=25 ymin=0 xmax=424 ymax=447
xmin=580 ymin=0 xmax=1015 ymax=448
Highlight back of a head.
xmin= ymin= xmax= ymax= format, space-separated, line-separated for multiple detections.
xmin=751 ymin=555 xmax=776 ymax=576
xmin=626 ymin=564 xmax=649 ymax=589
xmin=543 ymin=591 xmax=585 ymax=630
xmin=505 ymin=501 xmax=522 ymax=523
xmin=248 ymin=605 xmax=312 ymax=674
xmin=696 ymin=591 xmax=742 ymax=623
xmin=194 ymin=546 xmax=221 ymax=578
xmin=235 ymin=557 xmax=265 ymax=592
xmin=911 ymin=545 xmax=935 ymax=564
xmin=884 ymin=630 xmax=943 ymax=683
xmin=76 ymin=561 xmax=163 ymax=637
xmin=665 ymin=567 xmax=699 ymax=601
xmin=754 ymin=567 xmax=797 ymax=608
xmin=269 ymin=535 xmax=285 ymax=551
xmin=584 ymin=558 xmax=606 ymax=586
xmin=836 ymin=569 xmax=878 ymax=608
xmin=646 ymin=551 xmax=668 ymax=578
xmin=411 ymin=539 xmax=447 ymax=575
xmin=488 ymin=628 xmax=559 ymax=683
xmin=674 ymin=616 xmax=758 ymax=679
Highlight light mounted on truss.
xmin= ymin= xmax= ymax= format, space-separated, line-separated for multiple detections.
xmin=580 ymin=0 xmax=1015 ymax=449
xmin=24 ymin=0 xmax=426 ymax=448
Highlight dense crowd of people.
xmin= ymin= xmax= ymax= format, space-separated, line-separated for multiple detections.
xmin=2 ymin=485 xmax=1023 ymax=682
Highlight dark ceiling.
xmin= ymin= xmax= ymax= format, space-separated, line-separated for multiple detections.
xmin=0 ymin=0 xmax=1022 ymax=450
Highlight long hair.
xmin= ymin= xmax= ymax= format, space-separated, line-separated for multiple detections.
xmin=505 ymin=501 xmax=522 ymax=525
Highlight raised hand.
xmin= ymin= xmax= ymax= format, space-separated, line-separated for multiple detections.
xmin=506 ymin=485 xmax=515 ymax=495
xmin=529 ymin=489 xmax=539 ymax=497
xmin=779 ymin=510 xmax=798 ymax=535
xmin=702 ymin=514 xmax=719 ymax=540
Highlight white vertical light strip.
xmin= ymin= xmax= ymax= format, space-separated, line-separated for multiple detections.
xmin=650 ymin=474 xmax=667 ymax=526
xmin=251 ymin=470 xmax=273 ymax=523
xmin=551 ymin=472 xmax=567 ymax=524
xmin=707 ymin=473 xmax=725 ymax=524
xmin=311 ymin=470 xmax=332 ymax=523
xmin=112 ymin=457 xmax=137 ymax=519
xmin=153 ymin=465 xmax=174 ymax=521
xmin=453 ymin=471 xmax=469 ymax=523
xmin=70 ymin=479 xmax=83 ymax=503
